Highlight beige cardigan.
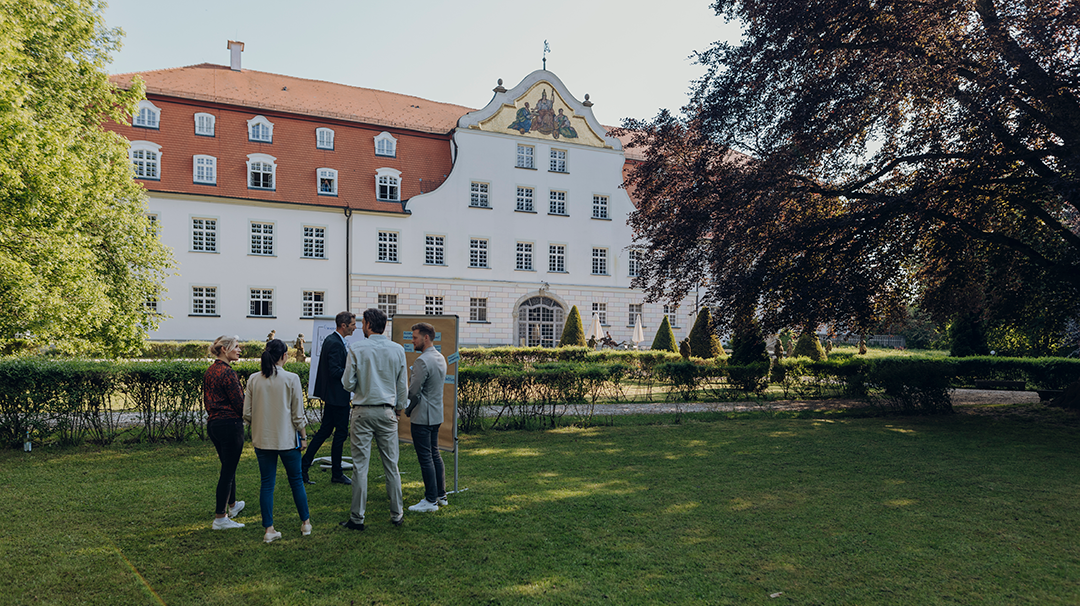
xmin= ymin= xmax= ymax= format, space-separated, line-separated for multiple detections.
xmin=243 ymin=367 xmax=306 ymax=450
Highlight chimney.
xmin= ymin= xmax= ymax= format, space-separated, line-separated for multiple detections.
xmin=227 ymin=40 xmax=244 ymax=71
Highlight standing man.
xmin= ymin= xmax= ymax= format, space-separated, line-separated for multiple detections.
xmin=405 ymin=322 xmax=448 ymax=512
xmin=340 ymin=308 xmax=408 ymax=530
xmin=301 ymin=311 xmax=355 ymax=485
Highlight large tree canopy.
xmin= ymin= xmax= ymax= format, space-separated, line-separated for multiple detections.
xmin=0 ymin=0 xmax=172 ymax=355
xmin=619 ymin=0 xmax=1080 ymax=340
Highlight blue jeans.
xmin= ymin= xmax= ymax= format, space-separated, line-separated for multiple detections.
xmin=410 ymin=423 xmax=445 ymax=504
xmin=254 ymin=447 xmax=310 ymax=528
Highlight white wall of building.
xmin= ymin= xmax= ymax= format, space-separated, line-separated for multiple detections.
xmin=147 ymin=192 xmax=349 ymax=343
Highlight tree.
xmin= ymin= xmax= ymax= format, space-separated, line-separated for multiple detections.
xmin=793 ymin=331 xmax=828 ymax=361
xmin=651 ymin=315 xmax=678 ymax=352
xmin=687 ymin=308 xmax=724 ymax=359
xmin=559 ymin=305 xmax=586 ymax=347
xmin=729 ymin=315 xmax=769 ymax=367
xmin=617 ymin=0 xmax=1080 ymax=343
xmin=0 ymin=0 xmax=172 ymax=356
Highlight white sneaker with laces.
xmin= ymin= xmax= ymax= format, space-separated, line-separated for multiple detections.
xmin=437 ymin=495 xmax=448 ymax=507
xmin=228 ymin=500 xmax=245 ymax=518
xmin=408 ymin=499 xmax=439 ymax=513
xmin=212 ymin=517 xmax=244 ymax=530
xmin=263 ymin=529 xmax=282 ymax=544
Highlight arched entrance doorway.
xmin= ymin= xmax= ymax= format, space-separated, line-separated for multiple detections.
xmin=516 ymin=296 xmax=566 ymax=347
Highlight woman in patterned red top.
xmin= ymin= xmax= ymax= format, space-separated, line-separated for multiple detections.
xmin=206 ymin=335 xmax=247 ymax=530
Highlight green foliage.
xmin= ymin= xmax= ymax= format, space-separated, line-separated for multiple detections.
xmin=793 ymin=331 xmax=827 ymax=361
xmin=650 ymin=316 xmax=678 ymax=353
xmin=136 ymin=340 xmax=268 ymax=359
xmin=730 ymin=317 xmax=770 ymax=367
xmin=0 ymin=0 xmax=173 ymax=357
xmin=688 ymin=308 xmax=724 ymax=359
xmin=559 ymin=305 xmax=587 ymax=347
xmin=950 ymin=313 xmax=990 ymax=357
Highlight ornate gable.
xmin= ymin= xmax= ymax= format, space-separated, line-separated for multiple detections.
xmin=459 ymin=71 xmax=618 ymax=150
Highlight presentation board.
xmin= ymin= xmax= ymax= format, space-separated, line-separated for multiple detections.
xmin=389 ymin=315 xmax=459 ymax=452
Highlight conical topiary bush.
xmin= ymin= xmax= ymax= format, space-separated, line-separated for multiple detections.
xmin=651 ymin=315 xmax=678 ymax=353
xmin=792 ymin=330 xmax=827 ymax=361
xmin=559 ymin=305 xmax=586 ymax=347
xmin=688 ymin=308 xmax=724 ymax=359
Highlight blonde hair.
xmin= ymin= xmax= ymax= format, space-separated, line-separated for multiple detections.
xmin=209 ymin=335 xmax=241 ymax=358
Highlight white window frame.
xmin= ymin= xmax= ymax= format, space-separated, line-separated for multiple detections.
xmin=664 ymin=304 xmax=680 ymax=328
xmin=376 ymin=167 xmax=401 ymax=202
xmin=628 ymin=249 xmax=643 ymax=278
xmin=549 ymin=190 xmax=567 ymax=215
xmin=247 ymin=115 xmax=274 ymax=143
xmin=470 ymin=298 xmax=488 ymax=322
xmin=470 ymin=181 xmax=490 ymax=208
xmin=316 ymin=127 xmax=334 ymax=150
xmin=130 ymin=141 xmax=162 ymax=180
xmin=549 ymin=244 xmax=566 ymax=273
xmin=249 ymin=288 xmax=275 ymax=318
xmin=593 ymin=302 xmax=607 ymax=326
xmin=628 ymin=304 xmax=643 ymax=327
xmin=194 ymin=112 xmax=215 ymax=136
xmin=134 ymin=100 xmax=160 ymax=129
xmin=516 ymin=144 xmax=535 ymax=169
xmin=191 ymin=285 xmax=218 ymax=316
xmin=302 ymin=291 xmax=325 ymax=318
xmin=303 ymin=226 xmax=326 ymax=259
xmin=425 ymin=295 xmax=444 ymax=316
xmin=318 ymin=168 xmax=338 ymax=196
xmin=378 ymin=231 xmax=399 ymax=263
xmin=191 ymin=217 xmax=217 ymax=253
xmin=247 ymin=153 xmax=277 ymax=190
xmin=374 ymin=131 xmax=397 ymax=157
xmin=193 ymin=154 xmax=216 ymax=185
xmin=593 ymin=195 xmax=609 ymax=219
xmin=516 ymin=186 xmax=535 ymax=212
xmin=249 ymin=221 xmax=274 ymax=256
xmin=469 ymin=238 xmax=489 ymax=268
xmin=550 ymin=148 xmax=567 ymax=173
xmin=378 ymin=294 xmax=398 ymax=318
xmin=592 ymin=248 xmax=609 ymax=275
xmin=516 ymin=242 xmax=534 ymax=271
xmin=425 ymin=234 xmax=446 ymax=266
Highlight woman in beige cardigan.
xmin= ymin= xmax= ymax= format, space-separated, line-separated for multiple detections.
xmin=244 ymin=339 xmax=311 ymax=543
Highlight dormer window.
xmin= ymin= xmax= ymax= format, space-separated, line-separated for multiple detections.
xmin=129 ymin=141 xmax=162 ymax=180
xmin=318 ymin=168 xmax=338 ymax=195
xmin=247 ymin=115 xmax=274 ymax=143
xmin=374 ymin=131 xmax=397 ymax=157
xmin=316 ymin=128 xmax=334 ymax=150
xmin=376 ymin=167 xmax=401 ymax=202
xmin=133 ymin=101 xmax=160 ymax=129
xmin=194 ymin=113 xmax=215 ymax=136
xmin=247 ymin=153 xmax=277 ymax=190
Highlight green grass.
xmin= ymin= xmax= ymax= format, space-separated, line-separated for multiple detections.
xmin=2 ymin=409 xmax=1079 ymax=605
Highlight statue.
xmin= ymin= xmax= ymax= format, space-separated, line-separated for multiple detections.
xmin=773 ymin=339 xmax=784 ymax=360
xmin=293 ymin=334 xmax=306 ymax=363
xmin=679 ymin=338 xmax=692 ymax=360
xmin=266 ymin=330 xmax=276 ymax=343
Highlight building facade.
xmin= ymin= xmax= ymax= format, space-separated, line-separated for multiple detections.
xmin=108 ymin=47 xmax=693 ymax=347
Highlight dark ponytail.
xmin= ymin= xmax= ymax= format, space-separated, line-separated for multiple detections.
xmin=261 ymin=339 xmax=288 ymax=378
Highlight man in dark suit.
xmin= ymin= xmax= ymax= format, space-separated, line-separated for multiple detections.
xmin=301 ymin=311 xmax=356 ymax=485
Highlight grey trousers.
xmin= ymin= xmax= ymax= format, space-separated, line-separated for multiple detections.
xmin=348 ymin=405 xmax=403 ymax=524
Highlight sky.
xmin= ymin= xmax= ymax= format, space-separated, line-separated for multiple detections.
xmin=101 ymin=0 xmax=745 ymax=126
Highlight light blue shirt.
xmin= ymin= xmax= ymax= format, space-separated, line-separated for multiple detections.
xmin=342 ymin=333 xmax=408 ymax=410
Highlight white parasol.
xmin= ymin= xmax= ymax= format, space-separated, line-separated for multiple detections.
xmin=632 ymin=313 xmax=645 ymax=347
xmin=588 ymin=313 xmax=604 ymax=343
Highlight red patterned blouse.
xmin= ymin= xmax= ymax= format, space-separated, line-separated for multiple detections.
xmin=204 ymin=360 xmax=244 ymax=421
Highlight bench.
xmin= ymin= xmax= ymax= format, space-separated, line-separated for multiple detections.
xmin=1036 ymin=389 xmax=1063 ymax=402
xmin=973 ymin=380 xmax=1026 ymax=390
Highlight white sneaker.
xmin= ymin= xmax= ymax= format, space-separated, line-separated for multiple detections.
xmin=212 ymin=517 xmax=244 ymax=530
xmin=263 ymin=529 xmax=282 ymax=544
xmin=408 ymin=499 xmax=439 ymax=513
xmin=437 ymin=495 xmax=448 ymax=507
xmin=228 ymin=500 xmax=245 ymax=518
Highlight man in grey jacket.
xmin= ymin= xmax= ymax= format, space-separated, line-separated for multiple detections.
xmin=405 ymin=322 xmax=448 ymax=513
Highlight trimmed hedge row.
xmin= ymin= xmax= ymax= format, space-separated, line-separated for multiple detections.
xmin=137 ymin=340 xmax=283 ymax=360
xmin=0 ymin=359 xmax=310 ymax=447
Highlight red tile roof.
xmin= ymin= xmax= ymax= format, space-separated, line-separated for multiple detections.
xmin=111 ymin=63 xmax=474 ymax=134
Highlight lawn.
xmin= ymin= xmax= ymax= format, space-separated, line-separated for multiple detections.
xmin=2 ymin=409 xmax=1078 ymax=605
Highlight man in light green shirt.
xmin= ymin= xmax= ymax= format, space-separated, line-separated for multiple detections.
xmin=339 ymin=308 xmax=407 ymax=530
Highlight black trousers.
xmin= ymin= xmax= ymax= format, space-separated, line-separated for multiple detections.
xmin=301 ymin=403 xmax=351 ymax=475
xmin=207 ymin=418 xmax=244 ymax=515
